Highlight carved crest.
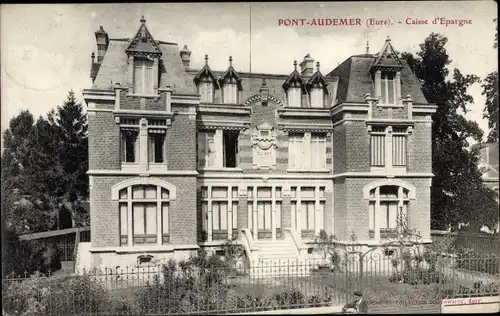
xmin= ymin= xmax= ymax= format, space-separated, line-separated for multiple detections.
xmin=251 ymin=122 xmax=277 ymax=169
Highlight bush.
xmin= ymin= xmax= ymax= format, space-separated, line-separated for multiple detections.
xmin=2 ymin=272 xmax=109 ymax=316
xmin=455 ymin=249 xmax=499 ymax=274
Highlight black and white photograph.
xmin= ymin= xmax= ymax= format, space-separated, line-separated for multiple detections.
xmin=1 ymin=1 xmax=498 ymax=314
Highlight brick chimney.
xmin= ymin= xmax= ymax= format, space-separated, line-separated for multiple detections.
xmin=300 ymin=54 xmax=315 ymax=77
xmin=180 ymin=45 xmax=192 ymax=69
xmin=95 ymin=26 xmax=109 ymax=63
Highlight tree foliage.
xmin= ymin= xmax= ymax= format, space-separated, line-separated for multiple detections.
xmin=1 ymin=91 xmax=88 ymax=235
xmin=402 ymin=33 xmax=498 ymax=231
xmin=482 ymin=19 xmax=498 ymax=142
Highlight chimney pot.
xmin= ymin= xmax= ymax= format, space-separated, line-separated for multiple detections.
xmin=179 ymin=45 xmax=192 ymax=70
xmin=299 ymin=54 xmax=315 ymax=77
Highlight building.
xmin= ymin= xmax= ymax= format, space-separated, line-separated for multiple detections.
xmin=81 ymin=17 xmax=437 ymax=269
xmin=478 ymin=141 xmax=499 ymax=233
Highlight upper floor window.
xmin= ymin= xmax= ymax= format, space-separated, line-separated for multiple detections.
xmin=133 ymin=57 xmax=154 ymax=95
xmin=199 ymin=82 xmax=214 ymax=103
xmin=223 ymin=83 xmax=238 ymax=104
xmin=381 ymin=72 xmax=396 ymax=105
xmin=148 ymin=131 xmax=166 ymax=163
xmin=370 ymin=126 xmax=408 ymax=168
xmin=288 ymin=132 xmax=327 ymax=170
xmin=198 ymin=130 xmax=239 ymax=168
xmin=310 ymin=88 xmax=324 ymax=108
xmin=121 ymin=129 xmax=139 ymax=163
xmin=287 ymin=87 xmax=301 ymax=107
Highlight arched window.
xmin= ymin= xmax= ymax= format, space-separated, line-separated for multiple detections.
xmin=366 ymin=183 xmax=412 ymax=239
xmin=118 ymin=184 xmax=171 ymax=246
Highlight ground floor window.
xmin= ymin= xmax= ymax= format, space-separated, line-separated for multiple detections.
xmin=118 ymin=184 xmax=170 ymax=246
xmin=368 ymin=185 xmax=410 ymax=239
xmin=247 ymin=186 xmax=283 ymax=239
xmin=200 ymin=186 xmax=238 ymax=241
xmin=291 ymin=186 xmax=326 ymax=239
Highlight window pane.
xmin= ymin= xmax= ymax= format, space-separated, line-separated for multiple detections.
xmin=206 ymin=83 xmax=213 ymax=103
xmin=247 ymin=187 xmax=253 ymax=199
xmin=148 ymin=134 xmax=165 ymax=163
xmin=232 ymin=202 xmax=238 ymax=228
xmin=201 ymin=187 xmax=208 ymax=199
xmin=276 ymin=202 xmax=282 ymax=229
xmin=145 ymin=185 xmax=157 ymax=199
xmin=133 ymin=60 xmax=143 ymax=94
xmin=201 ymin=202 xmax=207 ymax=232
xmin=161 ymin=188 xmax=170 ymax=199
xmin=393 ymin=135 xmax=407 ymax=166
xmin=276 ymin=187 xmax=282 ymax=198
xmin=232 ymin=187 xmax=238 ymax=199
xmin=301 ymin=187 xmax=315 ymax=199
xmin=380 ymin=186 xmax=398 ymax=198
xmin=122 ymin=130 xmax=138 ymax=163
xmin=264 ymin=203 xmax=271 ymax=230
xmin=212 ymin=187 xmax=228 ymax=198
xmin=162 ymin=203 xmax=169 ymax=235
xmin=307 ymin=202 xmax=315 ymax=230
xmin=220 ymin=202 xmax=228 ymax=230
xmin=257 ymin=187 xmax=272 ymax=198
xmin=371 ymin=134 xmax=385 ymax=166
xmin=145 ymin=204 xmax=157 ymax=234
xmin=247 ymin=202 xmax=253 ymax=229
xmin=212 ymin=203 xmax=220 ymax=230
xmin=388 ymin=203 xmax=398 ymax=229
xmin=319 ymin=201 xmax=325 ymax=230
xmin=379 ymin=204 xmax=388 ymax=229
xmin=368 ymin=203 xmax=375 ymax=231
xmin=119 ymin=189 xmax=128 ymax=200
xmin=133 ymin=204 xmax=145 ymax=235
xmin=258 ymin=202 xmax=265 ymax=230
xmin=319 ymin=187 xmax=325 ymax=199
xmin=132 ymin=186 xmax=144 ymax=199
xmin=198 ymin=132 xmax=207 ymax=167
xmin=291 ymin=187 xmax=297 ymax=199
xmin=120 ymin=203 xmax=128 ymax=236
xmin=291 ymin=202 xmax=297 ymax=230
xmin=206 ymin=132 xmax=215 ymax=167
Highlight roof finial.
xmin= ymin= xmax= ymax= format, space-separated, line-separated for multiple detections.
xmin=205 ymin=54 xmax=209 ymax=65
xmin=140 ymin=15 xmax=146 ymax=24
xmin=316 ymin=61 xmax=320 ymax=72
xmin=229 ymin=56 xmax=233 ymax=67
xmin=293 ymin=60 xmax=297 ymax=71
xmin=386 ymin=36 xmax=391 ymax=42
xmin=366 ymin=40 xmax=370 ymax=54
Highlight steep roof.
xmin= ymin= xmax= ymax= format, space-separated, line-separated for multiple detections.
xmin=282 ymin=60 xmax=306 ymax=91
xmin=218 ymin=56 xmax=243 ymax=88
xmin=327 ymin=54 xmax=429 ymax=104
xmin=125 ymin=16 xmax=162 ymax=56
xmin=193 ymin=55 xmax=216 ymax=84
xmin=92 ymin=39 xmax=194 ymax=93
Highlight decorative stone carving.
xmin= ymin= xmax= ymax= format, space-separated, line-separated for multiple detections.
xmin=252 ymin=122 xmax=277 ymax=169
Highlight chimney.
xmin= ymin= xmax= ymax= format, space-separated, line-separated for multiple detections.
xmin=95 ymin=26 xmax=109 ymax=63
xmin=299 ymin=54 xmax=314 ymax=77
xmin=180 ymin=45 xmax=192 ymax=70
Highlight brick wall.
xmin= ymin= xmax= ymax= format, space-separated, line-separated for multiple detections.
xmin=88 ymin=112 xmax=120 ymax=170
xmin=333 ymin=179 xmax=347 ymax=238
xmin=408 ymin=122 xmax=432 ymax=173
xmin=90 ymin=175 xmax=198 ymax=248
xmin=167 ymin=115 xmax=197 ymax=170
xmin=345 ymin=121 xmax=370 ymax=172
xmin=333 ymin=125 xmax=346 ymax=174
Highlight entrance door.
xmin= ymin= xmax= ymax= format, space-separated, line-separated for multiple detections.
xmin=257 ymin=201 xmax=272 ymax=239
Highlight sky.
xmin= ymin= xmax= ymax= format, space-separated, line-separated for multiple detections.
xmin=1 ymin=2 xmax=498 ymax=149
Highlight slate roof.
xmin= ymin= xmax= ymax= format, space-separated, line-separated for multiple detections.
xmin=327 ymin=54 xmax=429 ymax=105
xmin=92 ymin=39 xmax=194 ymax=93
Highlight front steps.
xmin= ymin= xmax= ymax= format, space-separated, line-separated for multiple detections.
xmin=248 ymin=239 xmax=312 ymax=277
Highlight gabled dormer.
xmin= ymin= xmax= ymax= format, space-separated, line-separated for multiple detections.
xmin=306 ymin=62 xmax=329 ymax=108
xmin=194 ymin=55 xmax=217 ymax=103
xmin=218 ymin=56 xmax=243 ymax=104
xmin=282 ymin=60 xmax=305 ymax=107
xmin=126 ymin=16 xmax=162 ymax=96
xmin=370 ymin=37 xmax=404 ymax=105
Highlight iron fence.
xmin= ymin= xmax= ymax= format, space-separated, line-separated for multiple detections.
xmin=2 ymin=251 xmax=499 ymax=315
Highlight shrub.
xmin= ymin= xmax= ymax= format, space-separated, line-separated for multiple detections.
xmin=455 ymin=249 xmax=499 ymax=274
xmin=313 ymin=230 xmax=343 ymax=272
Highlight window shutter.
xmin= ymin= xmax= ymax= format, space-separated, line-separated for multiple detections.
xmin=392 ymin=135 xmax=407 ymax=166
xmin=145 ymin=59 xmax=154 ymax=95
xmin=198 ymin=132 xmax=207 ymax=167
xmin=371 ymin=134 xmax=385 ymax=166
xmin=134 ymin=59 xmax=143 ymax=94
xmin=207 ymin=132 xmax=215 ymax=167
xmin=311 ymin=88 xmax=323 ymax=108
xmin=148 ymin=135 xmax=154 ymax=163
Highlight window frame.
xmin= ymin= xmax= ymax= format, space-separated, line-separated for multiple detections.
xmin=133 ymin=57 xmax=155 ymax=96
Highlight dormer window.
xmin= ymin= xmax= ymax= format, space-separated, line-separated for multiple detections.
xmin=218 ymin=56 xmax=242 ymax=105
xmin=305 ymin=62 xmax=328 ymax=108
xmin=133 ymin=57 xmax=154 ymax=95
xmin=381 ymin=72 xmax=396 ymax=105
xmin=287 ymin=87 xmax=301 ymax=107
xmin=283 ymin=60 xmax=305 ymax=108
xmin=223 ymin=82 xmax=238 ymax=104
xmin=195 ymin=55 xmax=216 ymax=103
xmin=199 ymin=81 xmax=214 ymax=103
xmin=310 ymin=87 xmax=324 ymax=108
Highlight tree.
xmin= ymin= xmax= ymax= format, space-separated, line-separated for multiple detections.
xmin=402 ymin=33 xmax=499 ymax=231
xmin=482 ymin=19 xmax=498 ymax=142
xmin=1 ymin=91 xmax=89 ymax=235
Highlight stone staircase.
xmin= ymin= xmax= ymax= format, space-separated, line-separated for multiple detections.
xmin=249 ymin=238 xmax=312 ymax=277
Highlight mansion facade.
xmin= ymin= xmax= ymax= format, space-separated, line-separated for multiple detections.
xmin=82 ymin=17 xmax=436 ymax=268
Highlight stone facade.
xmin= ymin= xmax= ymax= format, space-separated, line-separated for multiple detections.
xmin=82 ymin=18 xmax=436 ymax=269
